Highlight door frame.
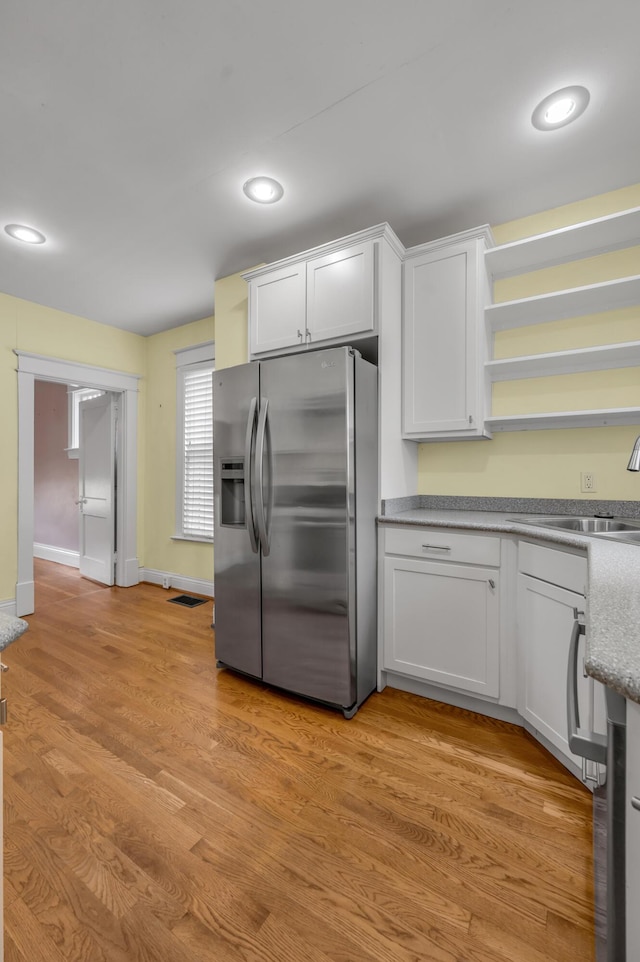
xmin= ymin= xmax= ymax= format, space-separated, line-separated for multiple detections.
xmin=16 ymin=351 xmax=141 ymax=616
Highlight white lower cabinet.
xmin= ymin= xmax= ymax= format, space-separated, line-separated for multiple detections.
xmin=516 ymin=541 xmax=605 ymax=779
xmin=517 ymin=572 xmax=589 ymax=768
xmin=380 ymin=526 xmax=612 ymax=782
xmin=381 ymin=528 xmax=501 ymax=698
xmin=627 ymin=699 xmax=640 ymax=959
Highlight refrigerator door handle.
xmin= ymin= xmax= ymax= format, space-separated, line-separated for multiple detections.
xmin=244 ymin=396 xmax=259 ymax=554
xmin=254 ymin=398 xmax=272 ymax=557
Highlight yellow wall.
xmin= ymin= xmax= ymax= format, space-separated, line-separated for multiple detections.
xmin=143 ymin=316 xmax=214 ymax=581
xmin=418 ymin=183 xmax=640 ymax=500
xmin=0 ymin=292 xmax=147 ymax=601
xmin=214 ymin=266 xmax=262 ymax=369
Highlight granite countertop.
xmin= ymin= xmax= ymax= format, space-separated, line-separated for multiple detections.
xmin=0 ymin=611 xmax=29 ymax=651
xmin=378 ymin=497 xmax=640 ymax=706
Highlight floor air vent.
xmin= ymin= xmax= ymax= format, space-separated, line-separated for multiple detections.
xmin=167 ymin=594 xmax=207 ymax=608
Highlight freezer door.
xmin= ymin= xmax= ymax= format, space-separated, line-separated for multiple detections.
xmin=259 ymin=348 xmax=356 ymax=708
xmin=213 ymin=363 xmax=262 ymax=678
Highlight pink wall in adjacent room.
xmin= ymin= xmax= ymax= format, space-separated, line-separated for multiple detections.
xmin=34 ymin=380 xmax=79 ymax=552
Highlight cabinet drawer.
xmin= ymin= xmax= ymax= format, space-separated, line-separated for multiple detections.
xmin=383 ymin=526 xmax=500 ymax=566
xmin=518 ymin=540 xmax=587 ymax=595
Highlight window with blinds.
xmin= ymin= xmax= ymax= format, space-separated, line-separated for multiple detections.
xmin=174 ymin=340 xmax=215 ymax=542
xmin=181 ymin=366 xmax=214 ymax=539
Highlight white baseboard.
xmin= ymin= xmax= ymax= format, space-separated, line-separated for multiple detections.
xmin=15 ymin=580 xmax=34 ymax=617
xmin=34 ymin=543 xmax=80 ymax=568
xmin=0 ymin=599 xmax=17 ymax=616
xmin=139 ymin=567 xmax=214 ymax=598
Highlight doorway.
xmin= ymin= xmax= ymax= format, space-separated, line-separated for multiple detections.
xmin=34 ymin=383 xmax=118 ymax=591
xmin=16 ymin=351 xmax=141 ymax=616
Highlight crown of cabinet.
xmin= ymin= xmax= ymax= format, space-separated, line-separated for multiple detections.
xmin=484 ymin=206 xmax=640 ymax=432
xmin=244 ymin=223 xmax=404 ymax=359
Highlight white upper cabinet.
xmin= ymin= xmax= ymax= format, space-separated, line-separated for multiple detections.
xmin=305 ymin=240 xmax=375 ymax=346
xmin=249 ymin=262 xmax=306 ymax=355
xmin=245 ymin=224 xmax=400 ymax=359
xmin=402 ymin=228 xmax=492 ymax=440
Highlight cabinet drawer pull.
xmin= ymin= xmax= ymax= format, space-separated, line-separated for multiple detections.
xmin=422 ymin=544 xmax=451 ymax=552
xmin=632 ymin=797 xmax=640 ymax=812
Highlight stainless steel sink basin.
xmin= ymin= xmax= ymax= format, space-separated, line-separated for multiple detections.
xmin=598 ymin=530 xmax=640 ymax=543
xmin=510 ymin=515 xmax=640 ymax=535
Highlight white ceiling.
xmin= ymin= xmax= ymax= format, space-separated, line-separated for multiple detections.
xmin=2 ymin=0 xmax=639 ymax=336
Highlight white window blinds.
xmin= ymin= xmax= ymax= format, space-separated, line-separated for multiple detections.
xmin=181 ymin=365 xmax=213 ymax=539
xmin=175 ymin=341 xmax=214 ymax=542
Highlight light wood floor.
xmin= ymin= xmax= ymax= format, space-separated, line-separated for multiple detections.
xmin=3 ymin=558 xmax=595 ymax=961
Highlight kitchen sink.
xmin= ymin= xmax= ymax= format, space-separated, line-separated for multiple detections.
xmin=509 ymin=516 xmax=640 ymax=540
xmin=598 ymin=529 xmax=640 ymax=543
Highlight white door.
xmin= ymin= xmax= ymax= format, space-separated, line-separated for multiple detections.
xmin=78 ymin=393 xmax=117 ymax=585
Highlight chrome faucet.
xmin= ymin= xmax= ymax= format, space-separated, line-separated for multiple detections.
xmin=628 ymin=435 xmax=640 ymax=471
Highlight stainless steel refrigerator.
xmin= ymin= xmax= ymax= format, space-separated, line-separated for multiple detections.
xmin=213 ymin=346 xmax=377 ymax=718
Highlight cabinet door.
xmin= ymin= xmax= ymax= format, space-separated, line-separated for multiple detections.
xmin=249 ymin=262 xmax=306 ymax=355
xmin=628 ymin=700 xmax=640 ymax=960
xmin=403 ymin=239 xmax=484 ymax=439
xmin=383 ymin=556 xmax=500 ymax=697
xmin=517 ymin=573 xmax=592 ymax=770
xmin=305 ymin=240 xmax=375 ymax=345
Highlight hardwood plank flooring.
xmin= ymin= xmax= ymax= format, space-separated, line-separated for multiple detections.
xmin=3 ymin=558 xmax=595 ymax=961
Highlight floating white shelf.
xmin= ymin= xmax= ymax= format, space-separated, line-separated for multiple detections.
xmin=480 ymin=205 xmax=640 ymax=434
xmin=486 ymin=340 xmax=640 ymax=381
xmin=486 ymin=274 xmax=640 ymax=332
xmin=486 ymin=408 xmax=640 ymax=432
xmin=486 ymin=206 xmax=640 ymax=279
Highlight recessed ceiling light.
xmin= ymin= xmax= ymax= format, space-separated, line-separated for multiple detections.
xmin=531 ymin=86 xmax=590 ymax=131
xmin=5 ymin=223 xmax=47 ymax=244
xmin=243 ymin=176 xmax=284 ymax=204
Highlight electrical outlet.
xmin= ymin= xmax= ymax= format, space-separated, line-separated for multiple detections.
xmin=581 ymin=472 xmax=597 ymax=493
xmin=162 ymin=575 xmax=171 ymax=589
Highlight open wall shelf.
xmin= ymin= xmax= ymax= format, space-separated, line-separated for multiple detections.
xmin=486 ymin=340 xmax=640 ymax=381
xmin=486 ymin=274 xmax=640 ymax=332
xmin=485 ymin=206 xmax=640 ymax=279
xmin=486 ymin=408 xmax=640 ymax=433
xmin=483 ymin=205 xmax=640 ymax=432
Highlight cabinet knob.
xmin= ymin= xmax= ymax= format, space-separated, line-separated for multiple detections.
xmin=488 ymin=579 xmax=496 ymax=589
xmin=632 ymin=797 xmax=640 ymax=812
xmin=297 ymin=330 xmax=303 ymax=340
